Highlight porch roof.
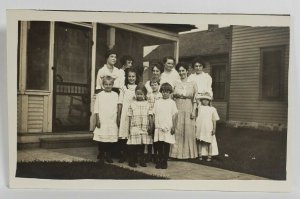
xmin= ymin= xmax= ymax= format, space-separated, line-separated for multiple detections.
xmin=140 ymin=23 xmax=197 ymax=33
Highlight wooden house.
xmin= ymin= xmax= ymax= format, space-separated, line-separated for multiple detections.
xmin=228 ymin=26 xmax=289 ymax=131
xmin=17 ymin=21 xmax=195 ymax=148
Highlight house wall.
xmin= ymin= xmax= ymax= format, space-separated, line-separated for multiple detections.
xmin=229 ymin=26 xmax=289 ymax=129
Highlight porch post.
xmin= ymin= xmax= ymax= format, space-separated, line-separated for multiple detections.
xmin=19 ymin=21 xmax=28 ymax=132
xmin=90 ymin=22 xmax=97 ymax=131
xmin=47 ymin=21 xmax=55 ymax=132
xmin=107 ymin=27 xmax=115 ymax=49
xmin=174 ymin=39 xmax=179 ymax=63
xmin=19 ymin=21 xmax=27 ymax=93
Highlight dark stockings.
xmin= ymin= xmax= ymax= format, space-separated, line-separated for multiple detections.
xmin=128 ymin=145 xmax=146 ymax=167
xmin=156 ymin=141 xmax=170 ymax=169
xmin=97 ymin=142 xmax=113 ymax=163
xmin=118 ymin=139 xmax=128 ymax=163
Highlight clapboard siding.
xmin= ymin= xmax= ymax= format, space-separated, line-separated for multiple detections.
xmin=27 ymin=95 xmax=45 ymax=133
xmin=229 ymin=26 xmax=289 ymax=125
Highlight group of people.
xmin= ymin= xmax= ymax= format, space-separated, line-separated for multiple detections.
xmin=92 ymin=49 xmax=220 ymax=169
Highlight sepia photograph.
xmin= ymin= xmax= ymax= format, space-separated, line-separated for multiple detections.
xmin=7 ymin=10 xmax=291 ymax=191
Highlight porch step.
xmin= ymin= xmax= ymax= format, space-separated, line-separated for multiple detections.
xmin=40 ymin=135 xmax=96 ymax=149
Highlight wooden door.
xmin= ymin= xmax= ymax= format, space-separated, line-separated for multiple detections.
xmin=53 ymin=22 xmax=92 ymax=132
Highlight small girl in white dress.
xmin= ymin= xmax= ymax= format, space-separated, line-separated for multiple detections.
xmin=93 ymin=76 xmax=119 ymax=164
xmin=195 ymin=92 xmax=220 ymax=162
xmin=153 ymin=83 xmax=178 ymax=169
xmin=117 ymin=68 xmax=137 ymax=163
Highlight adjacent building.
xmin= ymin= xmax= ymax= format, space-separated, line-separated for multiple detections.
xmin=144 ymin=25 xmax=289 ymax=130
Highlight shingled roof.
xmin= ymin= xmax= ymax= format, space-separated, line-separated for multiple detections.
xmin=180 ymin=26 xmax=231 ymax=58
xmin=144 ymin=26 xmax=231 ymax=61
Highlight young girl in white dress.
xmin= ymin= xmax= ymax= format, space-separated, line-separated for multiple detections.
xmin=195 ymin=92 xmax=220 ymax=162
xmin=127 ymin=84 xmax=153 ymax=168
xmin=93 ymin=76 xmax=119 ymax=164
xmin=117 ymin=68 xmax=138 ymax=163
xmin=153 ymin=83 xmax=178 ymax=169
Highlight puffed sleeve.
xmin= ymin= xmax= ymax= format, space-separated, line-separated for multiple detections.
xmin=95 ymin=68 xmax=102 ymax=90
xmin=192 ymin=81 xmax=198 ymax=103
xmin=207 ymin=73 xmax=213 ymax=97
xmin=212 ymin=107 xmax=220 ymax=121
xmin=175 ymin=70 xmax=181 ymax=81
xmin=94 ymin=94 xmax=100 ymax=114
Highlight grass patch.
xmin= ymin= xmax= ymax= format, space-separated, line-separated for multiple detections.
xmin=181 ymin=123 xmax=287 ymax=180
xmin=16 ymin=161 xmax=166 ymax=180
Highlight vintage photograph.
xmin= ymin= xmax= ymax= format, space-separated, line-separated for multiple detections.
xmin=8 ymin=10 xmax=290 ymax=190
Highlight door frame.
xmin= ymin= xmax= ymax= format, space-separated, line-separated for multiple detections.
xmin=49 ymin=21 xmax=95 ymax=132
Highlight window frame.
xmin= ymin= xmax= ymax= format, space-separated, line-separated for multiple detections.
xmin=18 ymin=21 xmax=52 ymax=93
xmin=259 ymin=45 xmax=285 ymax=101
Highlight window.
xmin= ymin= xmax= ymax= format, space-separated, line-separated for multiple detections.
xmin=26 ymin=21 xmax=50 ymax=90
xmin=261 ymin=46 xmax=284 ymax=99
xmin=212 ymin=65 xmax=226 ymax=100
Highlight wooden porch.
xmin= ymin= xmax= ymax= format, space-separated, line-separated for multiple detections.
xmin=17 ymin=131 xmax=95 ymax=150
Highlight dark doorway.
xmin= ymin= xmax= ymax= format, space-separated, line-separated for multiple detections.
xmin=53 ymin=22 xmax=92 ymax=132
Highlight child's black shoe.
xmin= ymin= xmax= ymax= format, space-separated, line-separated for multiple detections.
xmin=118 ymin=156 xmax=125 ymax=163
xmin=145 ymin=153 xmax=151 ymax=163
xmin=155 ymin=163 xmax=161 ymax=169
xmin=161 ymin=159 xmax=168 ymax=169
xmin=153 ymin=155 xmax=158 ymax=164
xmin=105 ymin=153 xmax=113 ymax=163
xmin=128 ymin=162 xmax=137 ymax=168
xmin=139 ymin=156 xmax=147 ymax=167
xmin=155 ymin=158 xmax=161 ymax=169
xmin=118 ymin=151 xmax=126 ymax=163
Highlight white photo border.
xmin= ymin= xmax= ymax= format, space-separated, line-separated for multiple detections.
xmin=7 ymin=9 xmax=291 ymax=192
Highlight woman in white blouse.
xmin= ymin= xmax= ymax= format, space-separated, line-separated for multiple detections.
xmin=160 ymin=56 xmax=180 ymax=88
xmin=95 ymin=49 xmax=125 ymax=94
xmin=187 ymin=58 xmax=213 ymax=98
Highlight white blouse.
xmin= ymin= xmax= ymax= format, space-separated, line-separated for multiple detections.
xmin=96 ymin=64 xmax=125 ymax=90
xmin=160 ymin=69 xmax=180 ymax=88
xmin=187 ymin=72 xmax=213 ymax=96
